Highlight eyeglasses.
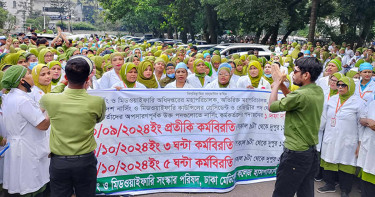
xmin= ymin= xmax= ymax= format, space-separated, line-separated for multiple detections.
xmin=336 ymin=83 xmax=348 ymax=88
xmin=45 ymin=55 xmax=54 ymax=58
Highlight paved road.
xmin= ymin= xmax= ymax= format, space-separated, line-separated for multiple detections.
xmin=135 ymin=180 xmax=361 ymax=197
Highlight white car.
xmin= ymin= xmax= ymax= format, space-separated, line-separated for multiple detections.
xmin=208 ymin=44 xmax=272 ymax=59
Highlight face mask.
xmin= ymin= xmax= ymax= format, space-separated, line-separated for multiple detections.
xmin=54 ymin=55 xmax=58 ymax=60
xmin=21 ymin=80 xmax=32 ymax=92
xmin=340 ymin=53 xmax=345 ymax=56
xmin=356 ymin=56 xmax=361 ymax=59
xmin=167 ymin=73 xmax=175 ymax=78
xmin=284 ymin=63 xmax=290 ymax=68
xmin=28 ymin=62 xmax=38 ymax=70
xmin=264 ymin=73 xmax=272 ymax=78
xmin=354 ymin=78 xmax=360 ymax=83
xmin=304 ymin=55 xmax=310 ymax=57
xmin=312 ymin=54 xmax=316 ymax=57
xmin=320 ymin=55 xmax=323 ymax=59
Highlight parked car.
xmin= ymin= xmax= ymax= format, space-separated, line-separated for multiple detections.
xmin=208 ymin=44 xmax=272 ymax=59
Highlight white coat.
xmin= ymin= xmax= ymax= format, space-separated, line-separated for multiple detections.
xmin=316 ymin=76 xmax=330 ymax=96
xmin=231 ymin=74 xmax=241 ymax=84
xmin=187 ymin=75 xmax=212 ymax=88
xmin=1 ymin=89 xmax=49 ymax=195
xmin=320 ymin=94 xmax=366 ymax=166
xmin=111 ymin=81 xmax=146 ymax=89
xmin=97 ymin=69 xmax=121 ymax=89
xmin=29 ymin=86 xmax=45 ymax=103
xmin=205 ymin=78 xmax=237 ymax=89
xmin=236 ymin=76 xmax=271 ymax=90
xmin=354 ymin=80 xmax=375 ymax=105
xmin=357 ymin=100 xmax=375 ymax=175
xmin=164 ymin=81 xmax=194 ymax=88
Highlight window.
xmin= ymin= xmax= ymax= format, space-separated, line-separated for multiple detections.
xmin=13 ymin=1 xmax=16 ymax=8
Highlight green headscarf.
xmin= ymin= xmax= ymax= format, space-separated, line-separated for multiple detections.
xmin=38 ymin=48 xmax=53 ymax=64
xmin=248 ymin=60 xmax=263 ymax=88
xmin=32 ymin=64 xmax=52 ymax=93
xmin=338 ymin=76 xmax=355 ymax=104
xmin=330 ymin=72 xmax=344 ymax=96
xmin=137 ymin=61 xmax=158 ymax=88
xmin=65 ymin=47 xmax=79 ymax=60
xmin=329 ymin=58 xmax=342 ymax=71
xmin=90 ymin=56 xmax=105 ymax=78
xmin=204 ymin=62 xmax=213 ymax=77
xmin=218 ymin=66 xmax=231 ymax=88
xmin=1 ymin=65 xmax=27 ymax=89
xmin=233 ymin=59 xmax=245 ymax=76
xmin=47 ymin=61 xmax=62 ymax=86
xmin=291 ymin=45 xmax=301 ymax=59
xmin=211 ymin=55 xmax=221 ymax=72
xmin=345 ymin=70 xmax=358 ymax=78
xmin=119 ymin=63 xmax=137 ymax=88
xmin=355 ymin=59 xmax=365 ymax=68
xmin=232 ymin=54 xmax=240 ymax=60
xmin=159 ymin=62 xmax=176 ymax=88
xmin=193 ymin=59 xmax=207 ymax=86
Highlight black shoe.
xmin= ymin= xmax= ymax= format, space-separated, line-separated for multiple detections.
xmin=317 ymin=184 xmax=336 ymax=193
xmin=341 ymin=192 xmax=349 ymax=197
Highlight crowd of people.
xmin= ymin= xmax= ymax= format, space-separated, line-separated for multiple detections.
xmin=0 ymin=26 xmax=374 ymax=196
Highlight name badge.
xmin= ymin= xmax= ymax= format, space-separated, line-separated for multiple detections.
xmin=331 ymin=117 xmax=336 ymax=127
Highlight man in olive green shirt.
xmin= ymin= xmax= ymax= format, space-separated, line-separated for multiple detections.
xmin=40 ymin=56 xmax=106 ymax=197
xmin=268 ymin=57 xmax=324 ymax=197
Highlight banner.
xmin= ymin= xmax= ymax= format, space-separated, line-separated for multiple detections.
xmin=89 ymin=89 xmax=285 ymax=195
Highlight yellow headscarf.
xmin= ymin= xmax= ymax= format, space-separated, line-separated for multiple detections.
xmin=247 ymin=60 xmax=263 ymax=88
xmin=32 ymin=64 xmax=51 ymax=93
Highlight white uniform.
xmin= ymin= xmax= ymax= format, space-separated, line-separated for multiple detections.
xmin=29 ymin=86 xmax=45 ymax=103
xmin=2 ymin=89 xmax=49 ymax=195
xmin=111 ymin=81 xmax=146 ymax=89
xmin=97 ymin=69 xmax=121 ymax=89
xmin=231 ymin=74 xmax=241 ymax=84
xmin=316 ymin=76 xmax=330 ymax=96
xmin=357 ymin=100 xmax=375 ymax=175
xmin=154 ymin=73 xmax=166 ymax=81
xmin=205 ymin=79 xmax=237 ymax=88
xmin=187 ymin=75 xmax=212 ymax=88
xmin=236 ymin=76 xmax=271 ymax=90
xmin=320 ymin=94 xmax=366 ymax=166
xmin=354 ymin=80 xmax=375 ymax=105
xmin=164 ymin=81 xmax=194 ymax=88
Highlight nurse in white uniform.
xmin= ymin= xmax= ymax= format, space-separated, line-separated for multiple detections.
xmin=1 ymin=65 xmax=50 ymax=196
xmin=236 ymin=60 xmax=271 ymax=90
xmin=111 ymin=63 xmax=146 ymax=89
xmin=318 ymin=76 xmax=366 ymax=196
xmin=98 ymin=52 xmax=124 ymax=89
xmin=165 ymin=62 xmax=194 ymax=88
xmin=206 ymin=63 xmax=237 ymax=88
xmin=354 ymin=62 xmax=375 ymax=105
xmin=187 ymin=59 xmax=212 ymax=88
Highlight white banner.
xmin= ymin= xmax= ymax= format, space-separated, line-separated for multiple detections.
xmin=89 ymin=89 xmax=285 ymax=195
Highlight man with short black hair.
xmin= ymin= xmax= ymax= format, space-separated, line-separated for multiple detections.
xmin=268 ymin=57 xmax=324 ymax=197
xmin=40 ymin=56 xmax=106 ymax=197
xmin=190 ymin=46 xmax=198 ymax=54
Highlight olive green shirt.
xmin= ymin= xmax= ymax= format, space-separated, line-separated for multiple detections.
xmin=40 ymin=88 xmax=106 ymax=155
xmin=270 ymin=83 xmax=324 ymax=151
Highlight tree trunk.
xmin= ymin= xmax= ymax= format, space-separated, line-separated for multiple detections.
xmin=254 ymin=28 xmax=262 ymax=44
xmin=205 ymin=4 xmax=218 ymax=44
xmin=270 ymin=22 xmax=280 ymax=45
xmin=359 ymin=18 xmax=373 ymax=46
xmin=189 ymin=25 xmax=195 ymax=42
xmin=307 ymin=0 xmax=320 ymax=42
xmin=181 ymin=29 xmax=188 ymax=44
xmin=261 ymin=29 xmax=272 ymax=44
xmin=282 ymin=29 xmax=293 ymax=43
xmin=167 ymin=27 xmax=173 ymax=39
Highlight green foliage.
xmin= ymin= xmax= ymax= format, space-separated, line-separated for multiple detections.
xmin=56 ymin=21 xmax=68 ymax=30
xmin=72 ymin=22 xmax=97 ymax=30
xmin=0 ymin=7 xmax=7 ymax=29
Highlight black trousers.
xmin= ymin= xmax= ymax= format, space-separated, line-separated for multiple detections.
xmin=361 ymin=180 xmax=375 ymax=197
xmin=49 ymin=152 xmax=97 ymax=197
xmin=272 ymin=147 xmax=319 ymax=197
xmin=323 ymin=169 xmax=353 ymax=194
